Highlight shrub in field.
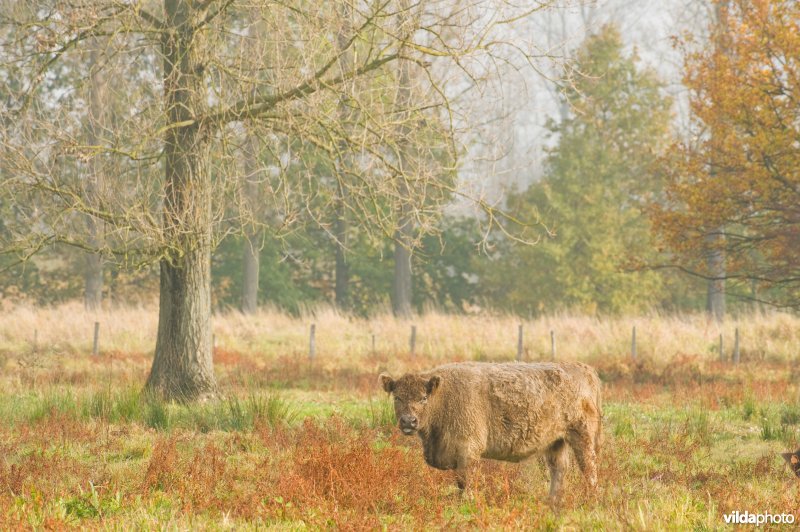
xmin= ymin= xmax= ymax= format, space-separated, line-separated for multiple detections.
xmin=177 ymin=443 xmax=227 ymax=512
xmin=278 ymin=419 xmax=443 ymax=516
xmin=143 ymin=437 xmax=179 ymax=492
xmin=612 ymin=417 xmax=636 ymax=439
xmin=0 ymin=447 xmax=89 ymax=506
xmin=0 ymin=460 xmax=25 ymax=497
xmin=160 ymin=393 xmax=298 ymax=433
xmin=141 ymin=438 xmax=233 ymax=513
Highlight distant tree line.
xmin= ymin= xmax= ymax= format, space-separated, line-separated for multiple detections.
xmin=4 ymin=17 xmax=791 ymax=319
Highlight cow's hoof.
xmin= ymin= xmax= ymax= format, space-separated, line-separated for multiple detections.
xmin=547 ymin=494 xmax=563 ymax=512
xmin=459 ymin=488 xmax=476 ymax=501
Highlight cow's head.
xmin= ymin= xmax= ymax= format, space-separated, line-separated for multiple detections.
xmin=782 ymin=450 xmax=800 ymax=478
xmin=379 ymin=372 xmax=440 ymax=435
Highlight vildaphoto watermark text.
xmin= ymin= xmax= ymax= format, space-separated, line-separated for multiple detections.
xmin=723 ymin=511 xmax=795 ymax=526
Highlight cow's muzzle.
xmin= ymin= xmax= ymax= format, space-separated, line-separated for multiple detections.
xmin=399 ymin=414 xmax=418 ymax=435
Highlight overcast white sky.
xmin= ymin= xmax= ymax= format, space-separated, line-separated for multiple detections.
xmin=452 ymin=0 xmax=712 ymax=214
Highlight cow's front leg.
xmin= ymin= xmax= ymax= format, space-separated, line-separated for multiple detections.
xmin=455 ymin=453 xmax=474 ymax=496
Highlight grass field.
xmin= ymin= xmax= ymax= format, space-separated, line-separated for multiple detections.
xmin=0 ymin=304 xmax=798 ymax=529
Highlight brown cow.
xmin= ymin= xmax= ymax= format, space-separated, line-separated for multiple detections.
xmin=380 ymin=361 xmax=602 ymax=503
xmin=782 ymin=449 xmax=800 ymax=478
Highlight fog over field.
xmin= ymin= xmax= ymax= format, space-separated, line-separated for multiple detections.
xmin=0 ymin=0 xmax=798 ymax=528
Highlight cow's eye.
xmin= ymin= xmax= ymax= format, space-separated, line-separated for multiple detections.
xmin=420 ymin=397 xmax=428 ymax=404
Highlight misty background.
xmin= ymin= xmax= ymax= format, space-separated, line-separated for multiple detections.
xmin=0 ymin=0 xmax=744 ymax=317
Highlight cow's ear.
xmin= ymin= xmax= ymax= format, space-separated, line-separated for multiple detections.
xmin=379 ymin=373 xmax=395 ymax=394
xmin=427 ymin=376 xmax=441 ymax=395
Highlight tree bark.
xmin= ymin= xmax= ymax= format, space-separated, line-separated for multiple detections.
xmin=706 ymin=232 xmax=726 ymax=322
xmin=83 ymin=43 xmax=104 ymax=311
xmin=334 ymin=199 xmax=349 ymax=308
xmin=84 ymin=249 xmax=103 ymax=311
xmin=393 ymin=211 xmax=413 ymax=318
xmin=333 ymin=2 xmax=352 ymax=311
xmin=705 ymin=1 xmax=728 ymax=324
xmin=145 ymin=0 xmax=217 ymax=401
xmin=392 ymin=13 xmax=414 ymax=319
xmin=241 ymin=235 xmax=259 ymax=314
xmin=241 ymin=137 xmax=260 ymax=314
xmin=147 ymin=247 xmax=216 ymax=400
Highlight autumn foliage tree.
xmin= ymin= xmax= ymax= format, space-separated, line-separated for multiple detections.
xmin=653 ymin=0 xmax=800 ymax=308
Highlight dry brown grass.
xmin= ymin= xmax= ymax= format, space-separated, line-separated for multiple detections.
xmin=3 ymin=302 xmax=799 ymax=371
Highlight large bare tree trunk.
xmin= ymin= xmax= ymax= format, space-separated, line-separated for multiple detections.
xmin=148 ymin=246 xmax=216 ymax=399
xmin=241 ymin=137 xmax=260 ymax=314
xmin=145 ymin=0 xmax=217 ymax=401
xmin=84 ymin=43 xmax=104 ymax=311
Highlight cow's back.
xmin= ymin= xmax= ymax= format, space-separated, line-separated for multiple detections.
xmin=482 ymin=363 xmax=591 ymax=460
xmin=422 ymin=362 xmax=600 ymax=463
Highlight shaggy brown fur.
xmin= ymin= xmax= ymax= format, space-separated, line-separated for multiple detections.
xmin=380 ymin=361 xmax=602 ymax=504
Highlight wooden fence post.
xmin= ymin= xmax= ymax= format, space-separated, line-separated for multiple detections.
xmin=92 ymin=321 xmax=100 ymax=356
xmin=719 ymin=333 xmax=724 ymax=363
xmin=410 ymin=325 xmax=417 ymax=355
xmin=516 ymin=324 xmax=523 ymax=361
xmin=550 ymin=330 xmax=556 ymax=361
xmin=371 ymin=334 xmax=376 ymax=355
xmin=733 ymin=327 xmax=740 ymax=364
xmin=33 ymin=329 xmax=38 ymax=353
xmin=631 ymin=325 xmax=637 ymax=359
xmin=309 ymin=324 xmax=316 ymax=361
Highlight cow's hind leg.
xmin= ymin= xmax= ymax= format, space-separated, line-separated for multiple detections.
xmin=566 ymin=422 xmax=598 ymax=490
xmin=545 ymin=438 xmax=569 ymax=505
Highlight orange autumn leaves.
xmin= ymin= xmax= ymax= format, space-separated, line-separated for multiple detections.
xmin=654 ymin=0 xmax=800 ymax=289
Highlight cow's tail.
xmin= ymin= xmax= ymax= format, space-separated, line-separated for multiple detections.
xmin=593 ymin=371 xmax=603 ymax=457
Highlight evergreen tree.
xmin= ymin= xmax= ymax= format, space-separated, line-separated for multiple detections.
xmin=486 ymin=25 xmax=674 ymax=314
